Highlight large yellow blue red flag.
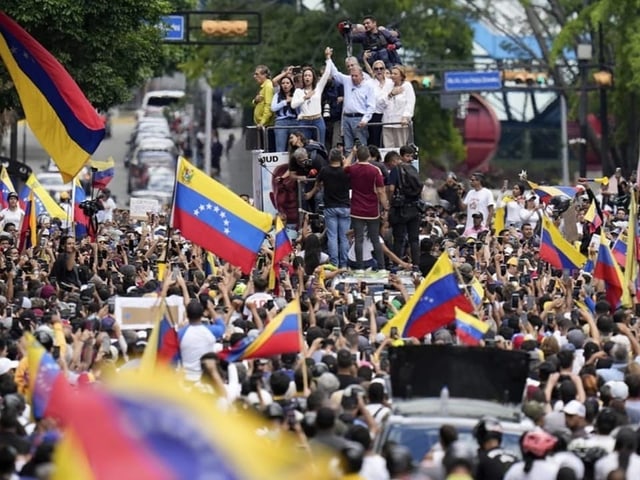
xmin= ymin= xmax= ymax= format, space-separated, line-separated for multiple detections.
xmin=19 ymin=173 xmax=68 ymax=220
xmin=454 ymin=307 xmax=489 ymax=346
xmin=527 ymin=181 xmax=578 ymax=203
xmin=219 ymin=300 xmax=302 ymax=362
xmin=622 ymin=191 xmax=638 ymax=308
xmin=52 ymin=369 xmax=332 ymax=480
xmin=171 ymin=157 xmax=272 ymax=273
xmin=382 ymin=254 xmax=474 ymax=339
xmin=0 ymin=13 xmax=105 ymax=182
xmin=88 ymin=158 xmax=115 ymax=189
xmin=595 ymin=232 xmax=625 ymax=311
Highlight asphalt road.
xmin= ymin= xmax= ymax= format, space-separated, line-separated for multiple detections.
xmin=17 ymin=111 xmax=251 ymax=207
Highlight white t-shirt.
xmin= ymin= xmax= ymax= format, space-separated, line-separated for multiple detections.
xmin=360 ymin=454 xmax=390 ymax=480
xmin=464 ymin=188 xmax=495 ymax=229
xmin=97 ymin=197 xmax=116 ymax=223
xmin=594 ymin=452 xmax=640 ymax=480
xmin=0 ymin=207 xmax=24 ymax=231
xmin=348 ymin=236 xmax=385 ymax=263
xmin=242 ymin=292 xmax=273 ymax=317
xmin=179 ymin=324 xmax=218 ymax=381
xmin=504 ymin=459 xmax=559 ymax=480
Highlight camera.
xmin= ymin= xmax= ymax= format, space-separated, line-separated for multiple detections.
xmin=79 ymin=199 xmax=103 ymax=217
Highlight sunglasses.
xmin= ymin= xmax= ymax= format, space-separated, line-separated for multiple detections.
xmin=373 ymin=67 xmax=385 ymax=71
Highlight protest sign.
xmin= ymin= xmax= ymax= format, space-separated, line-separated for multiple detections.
xmin=129 ymin=198 xmax=160 ymax=220
xmin=114 ymin=296 xmax=185 ymax=329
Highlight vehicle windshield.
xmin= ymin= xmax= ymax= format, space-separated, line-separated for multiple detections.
xmin=384 ymin=424 xmax=521 ymax=463
xmin=147 ymin=175 xmax=175 ymax=191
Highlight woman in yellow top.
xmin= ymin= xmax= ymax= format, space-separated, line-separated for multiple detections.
xmin=252 ymin=65 xmax=275 ymax=128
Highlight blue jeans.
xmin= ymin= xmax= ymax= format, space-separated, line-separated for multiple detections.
xmin=324 ymin=207 xmax=350 ymax=267
xmin=342 ymin=116 xmax=369 ymax=155
xmin=299 ymin=117 xmax=326 ymax=144
xmin=274 ymin=117 xmax=298 ymax=152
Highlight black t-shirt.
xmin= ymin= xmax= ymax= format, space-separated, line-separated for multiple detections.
xmin=316 ymin=165 xmax=350 ymax=208
xmin=476 ymin=447 xmax=517 ymax=480
xmin=51 ymin=253 xmax=81 ymax=288
xmin=336 ymin=373 xmax=359 ymax=390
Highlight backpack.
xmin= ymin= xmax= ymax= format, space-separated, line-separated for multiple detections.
xmin=305 ymin=141 xmax=328 ymax=164
xmin=397 ymin=163 xmax=423 ymax=198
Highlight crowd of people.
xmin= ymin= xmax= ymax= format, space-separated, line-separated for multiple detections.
xmin=251 ymin=16 xmax=413 ymax=155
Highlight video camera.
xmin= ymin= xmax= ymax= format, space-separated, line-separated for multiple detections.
xmin=79 ymin=199 xmax=103 ymax=217
xmin=337 ymin=20 xmax=352 ymax=36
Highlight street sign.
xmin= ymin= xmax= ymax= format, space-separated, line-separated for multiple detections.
xmin=162 ymin=15 xmax=185 ymax=41
xmin=444 ymin=71 xmax=502 ymax=92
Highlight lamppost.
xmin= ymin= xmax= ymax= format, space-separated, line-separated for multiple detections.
xmin=578 ymin=43 xmax=592 ymax=178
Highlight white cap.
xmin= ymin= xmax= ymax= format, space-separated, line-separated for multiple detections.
xmin=563 ymin=400 xmax=586 ymax=417
xmin=0 ymin=358 xmax=19 ymax=376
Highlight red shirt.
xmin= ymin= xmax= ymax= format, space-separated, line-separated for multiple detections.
xmin=345 ymin=162 xmax=384 ymax=219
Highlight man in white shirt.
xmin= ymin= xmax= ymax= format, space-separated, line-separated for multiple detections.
xmin=460 ymin=172 xmax=495 ymax=230
xmin=96 ymin=188 xmax=116 ymax=223
xmin=242 ymin=276 xmax=273 ymax=318
xmin=178 ymin=300 xmax=226 ymax=382
xmin=0 ymin=192 xmax=24 ymax=233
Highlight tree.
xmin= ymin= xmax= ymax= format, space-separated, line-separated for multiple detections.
xmin=0 ymin=0 xmax=191 ymax=113
xmin=463 ymin=0 xmax=640 ymax=176
xmin=182 ymin=0 xmax=473 ymax=168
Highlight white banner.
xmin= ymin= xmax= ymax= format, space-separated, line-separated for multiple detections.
xmin=114 ymin=295 xmax=185 ymax=329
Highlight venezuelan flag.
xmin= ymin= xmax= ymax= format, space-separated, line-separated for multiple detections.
xmin=0 ymin=13 xmax=105 ymax=183
xmin=140 ymin=309 xmax=181 ymax=374
xmin=0 ymin=166 xmax=15 ymax=209
xmin=382 ymin=254 xmax=474 ymax=339
xmin=269 ymin=216 xmax=293 ymax=290
xmin=19 ymin=190 xmax=37 ymax=250
xmin=594 ymin=232 xmax=625 ymax=311
xmin=527 ymin=181 xmax=578 ymax=203
xmin=469 ymin=277 xmax=484 ymax=308
xmin=171 ymin=157 xmax=272 ymax=274
xmin=89 ymin=158 xmax=115 ymax=189
xmin=219 ymin=300 xmax=301 ymax=362
xmin=584 ymin=200 xmax=602 ymax=233
xmin=73 ymin=179 xmax=90 ymax=239
xmin=454 ymin=307 xmax=489 ymax=345
xmin=540 ymin=215 xmax=586 ymax=271
xmin=52 ymin=369 xmax=332 ymax=480
xmin=612 ymin=234 xmax=627 ymax=268
xmin=20 ymin=173 xmax=68 ymax=220
xmin=26 ymin=333 xmax=69 ymax=420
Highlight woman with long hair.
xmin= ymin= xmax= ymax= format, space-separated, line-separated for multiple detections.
xmin=297 ymin=234 xmax=328 ymax=276
xmin=498 ymin=181 xmax=526 ymax=228
xmin=378 ymin=65 xmax=415 ymax=149
xmin=594 ymin=427 xmax=640 ymax=480
xmin=270 ymin=73 xmax=298 ymax=152
xmin=291 ymin=55 xmax=331 ymax=144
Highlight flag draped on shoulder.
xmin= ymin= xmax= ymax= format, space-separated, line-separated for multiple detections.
xmin=171 ymin=157 xmax=273 ymax=274
xmin=219 ymin=300 xmax=301 ymax=362
xmin=26 ymin=333 xmax=69 ymax=420
xmin=0 ymin=13 xmax=105 ymax=182
xmin=381 ymin=254 xmax=474 ymax=339
xmin=539 ymin=215 xmax=586 ymax=271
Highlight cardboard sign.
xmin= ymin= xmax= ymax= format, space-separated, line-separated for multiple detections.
xmin=129 ymin=198 xmax=160 ymax=220
xmin=114 ymin=295 xmax=185 ymax=329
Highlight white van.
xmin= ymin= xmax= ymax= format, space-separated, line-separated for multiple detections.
xmin=137 ymin=90 xmax=185 ymax=119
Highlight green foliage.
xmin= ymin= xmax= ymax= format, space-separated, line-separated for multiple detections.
xmin=183 ymin=0 xmax=471 ymax=166
xmin=0 ymin=0 xmax=190 ymax=111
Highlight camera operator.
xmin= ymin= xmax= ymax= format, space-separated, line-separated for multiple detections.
xmin=350 ymin=15 xmax=402 ymax=69
xmin=288 ymin=147 xmax=328 ymax=214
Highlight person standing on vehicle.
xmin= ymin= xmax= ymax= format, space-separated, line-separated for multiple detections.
xmin=388 ymin=145 xmax=422 ymax=266
xmin=460 ymin=172 xmax=495 ymax=231
xmin=304 ymin=148 xmax=351 ymax=268
xmin=345 ymin=146 xmax=389 ymax=271
xmin=473 ymin=417 xmax=517 ymax=480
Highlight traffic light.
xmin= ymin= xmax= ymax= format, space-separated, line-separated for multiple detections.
xmin=502 ymin=70 xmax=547 ymax=86
xmin=201 ymin=20 xmax=248 ymax=36
xmin=593 ymin=70 xmax=613 ymax=87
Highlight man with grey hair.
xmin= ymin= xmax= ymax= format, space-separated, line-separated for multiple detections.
xmin=288 ymin=146 xmax=328 ymax=212
xmin=326 ymin=47 xmax=376 ymax=154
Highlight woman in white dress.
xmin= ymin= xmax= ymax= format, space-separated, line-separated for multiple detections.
xmin=379 ymin=65 xmax=415 ymax=148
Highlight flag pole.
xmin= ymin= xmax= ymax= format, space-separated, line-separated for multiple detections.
xmin=296 ymin=297 xmax=309 ymax=395
xmin=70 ymin=174 xmax=77 ymax=236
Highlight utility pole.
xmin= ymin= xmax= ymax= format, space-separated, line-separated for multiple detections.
xmin=598 ymin=24 xmax=610 ymax=175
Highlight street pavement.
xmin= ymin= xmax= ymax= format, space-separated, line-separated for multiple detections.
xmin=16 ymin=110 xmax=251 ymax=208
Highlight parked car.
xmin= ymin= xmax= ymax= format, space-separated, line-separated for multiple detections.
xmin=126 ymin=139 xmax=176 ymax=193
xmin=130 ymin=167 xmax=175 ymax=206
xmin=136 ymin=90 xmax=185 ymax=120
xmin=373 ymin=346 xmax=531 ymax=463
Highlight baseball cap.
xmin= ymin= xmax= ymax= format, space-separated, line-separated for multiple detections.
xmin=0 ymin=358 xmax=19 ymax=376
xmin=605 ymin=381 xmax=629 ymax=400
xmin=7 ymin=192 xmax=17 ymax=200
xmin=507 ymin=257 xmax=518 ymax=266
xmin=563 ymin=400 xmax=586 ymax=417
